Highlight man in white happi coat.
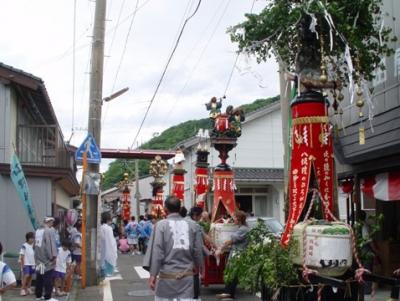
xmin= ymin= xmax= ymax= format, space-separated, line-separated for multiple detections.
xmin=145 ymin=196 xmax=203 ymax=301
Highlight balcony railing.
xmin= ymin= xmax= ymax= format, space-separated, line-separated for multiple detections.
xmin=17 ymin=124 xmax=74 ymax=170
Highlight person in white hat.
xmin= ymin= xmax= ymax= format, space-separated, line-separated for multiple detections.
xmin=34 ymin=216 xmax=58 ymax=301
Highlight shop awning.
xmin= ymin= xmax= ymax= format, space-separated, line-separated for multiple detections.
xmin=361 ymin=171 xmax=400 ymax=201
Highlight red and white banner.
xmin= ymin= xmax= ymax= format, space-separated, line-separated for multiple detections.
xmin=211 ymin=170 xmax=237 ymax=222
xmin=172 ymin=173 xmax=185 ymax=201
xmin=195 ymin=167 xmax=208 ymax=209
xmin=281 ymin=94 xmax=335 ymax=246
xmin=361 ymin=171 xmax=400 ymax=201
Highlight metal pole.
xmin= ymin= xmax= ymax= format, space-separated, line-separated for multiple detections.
xmin=86 ymin=0 xmax=106 ymax=286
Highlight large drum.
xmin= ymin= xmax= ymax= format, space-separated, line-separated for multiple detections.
xmin=210 ymin=223 xmax=239 ymax=249
xmin=292 ymin=221 xmax=353 ymax=277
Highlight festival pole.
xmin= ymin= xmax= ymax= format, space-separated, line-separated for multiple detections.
xmin=171 ymin=149 xmax=186 ymax=202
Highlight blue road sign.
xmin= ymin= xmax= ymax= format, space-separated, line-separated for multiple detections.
xmin=75 ymin=133 xmax=101 ymax=164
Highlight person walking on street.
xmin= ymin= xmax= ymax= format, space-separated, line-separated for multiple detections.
xmin=34 ymin=216 xmax=58 ymax=301
xmin=100 ymin=212 xmax=118 ymax=277
xmin=186 ymin=206 xmax=205 ymax=301
xmin=145 ymin=196 xmax=203 ymax=301
xmin=0 ymin=241 xmax=17 ymax=301
xmin=125 ymin=216 xmax=140 ymax=255
xmin=137 ymin=215 xmax=146 ymax=254
xmin=19 ymin=232 xmax=35 ymax=296
xmin=216 ymin=210 xmax=250 ymax=300
xmin=142 ymin=215 xmax=155 ymax=254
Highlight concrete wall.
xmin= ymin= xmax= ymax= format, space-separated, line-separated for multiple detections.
xmin=0 ymin=175 xmax=52 ymax=253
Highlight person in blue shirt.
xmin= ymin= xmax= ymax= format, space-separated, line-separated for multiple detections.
xmin=125 ymin=216 xmax=140 ymax=255
xmin=142 ymin=215 xmax=155 ymax=254
xmin=137 ymin=215 xmax=146 ymax=254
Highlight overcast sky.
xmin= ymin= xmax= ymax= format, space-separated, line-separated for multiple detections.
xmin=0 ymin=0 xmax=279 ymax=172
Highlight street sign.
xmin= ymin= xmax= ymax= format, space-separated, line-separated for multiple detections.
xmin=75 ymin=134 xmax=101 ymax=164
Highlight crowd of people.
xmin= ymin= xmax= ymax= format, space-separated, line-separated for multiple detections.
xmin=0 ymin=216 xmax=83 ymax=301
xmin=0 ymin=200 xmax=250 ymax=301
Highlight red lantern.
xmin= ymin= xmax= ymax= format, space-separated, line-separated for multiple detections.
xmin=281 ymin=91 xmax=335 ymax=246
xmin=215 ymin=115 xmax=229 ymax=133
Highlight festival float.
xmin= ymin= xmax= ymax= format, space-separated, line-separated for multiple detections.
xmin=201 ymin=96 xmax=245 ymax=286
xmin=223 ymin=0 xmax=400 ymax=300
xmin=149 ymin=155 xmax=168 ymax=219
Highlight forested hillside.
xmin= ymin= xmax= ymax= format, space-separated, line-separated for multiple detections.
xmin=102 ymin=95 xmax=279 ymax=190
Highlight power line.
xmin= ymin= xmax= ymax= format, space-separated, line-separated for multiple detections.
xmin=130 ymin=0 xmax=203 ymax=149
xmin=104 ymin=0 xmax=126 ymax=72
xmin=102 ymin=0 xmax=140 ymax=126
xmin=162 ymin=0 xmax=232 ymax=125
xmin=223 ymin=53 xmax=240 ymax=97
xmin=222 ymin=0 xmax=256 ymax=97
xmin=69 ymin=0 xmax=78 ymax=143
xmin=110 ymin=0 xmax=139 ymax=93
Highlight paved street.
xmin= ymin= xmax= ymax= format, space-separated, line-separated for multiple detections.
xmin=2 ymin=254 xmax=394 ymax=301
xmin=76 ymin=253 xmax=256 ymax=301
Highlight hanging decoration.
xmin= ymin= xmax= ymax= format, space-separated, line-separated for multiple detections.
xmin=66 ymin=209 xmax=79 ymax=227
xmin=281 ymin=90 xmax=335 ymax=246
xmin=206 ymin=97 xmax=244 ymax=221
xmin=194 ymin=128 xmax=211 ymax=209
xmin=149 ymin=155 xmax=168 ymax=219
xmin=171 ymin=149 xmax=186 ymax=202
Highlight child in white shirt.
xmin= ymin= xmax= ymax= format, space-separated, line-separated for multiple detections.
xmin=1 ymin=241 xmax=17 ymax=301
xmin=54 ymin=240 xmax=72 ymax=297
xmin=19 ymin=232 xmax=35 ymax=296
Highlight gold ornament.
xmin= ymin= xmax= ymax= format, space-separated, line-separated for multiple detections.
xmin=356 ymin=97 xmax=364 ymax=118
xmin=359 ymin=127 xmax=365 ymax=145
xmin=338 ymin=91 xmax=344 ymax=101
xmin=320 ymin=65 xmax=328 ymax=83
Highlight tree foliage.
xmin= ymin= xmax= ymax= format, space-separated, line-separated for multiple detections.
xmin=102 ymin=96 xmax=279 ymax=190
xmin=224 ymin=220 xmax=298 ymax=292
xmin=228 ymin=0 xmax=396 ymax=84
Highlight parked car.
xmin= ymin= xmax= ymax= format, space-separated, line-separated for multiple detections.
xmin=247 ymin=217 xmax=283 ymax=237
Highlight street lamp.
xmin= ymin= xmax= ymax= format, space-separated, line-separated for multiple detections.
xmin=103 ymin=87 xmax=129 ymax=102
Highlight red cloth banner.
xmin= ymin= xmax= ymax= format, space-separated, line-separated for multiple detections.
xmin=361 ymin=171 xmax=400 ymax=201
xmin=195 ymin=167 xmax=208 ymax=209
xmin=281 ymin=92 xmax=335 ymax=246
xmin=122 ymin=191 xmax=131 ymax=221
xmin=172 ymin=174 xmax=185 ymax=201
xmin=211 ymin=170 xmax=236 ymax=221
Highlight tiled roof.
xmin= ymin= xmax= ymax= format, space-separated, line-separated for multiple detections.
xmin=233 ymin=167 xmax=283 ymax=182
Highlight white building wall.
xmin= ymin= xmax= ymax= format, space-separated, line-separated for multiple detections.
xmin=55 ymin=184 xmax=71 ymax=209
xmin=233 ymin=109 xmax=284 ymax=169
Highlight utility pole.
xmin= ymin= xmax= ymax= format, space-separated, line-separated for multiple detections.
xmin=135 ymin=159 xmax=141 ymax=217
xmin=86 ymin=0 xmax=106 ymax=286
